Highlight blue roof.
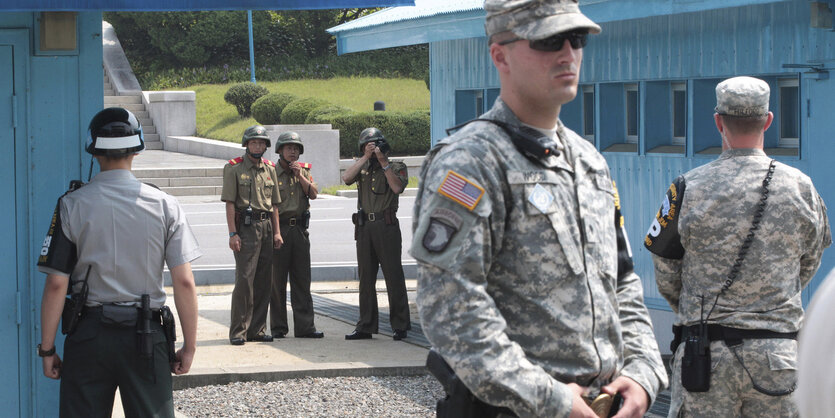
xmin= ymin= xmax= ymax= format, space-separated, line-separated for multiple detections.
xmin=0 ymin=0 xmax=414 ymax=11
xmin=328 ymin=0 xmax=793 ymax=54
xmin=327 ymin=0 xmax=482 ymax=34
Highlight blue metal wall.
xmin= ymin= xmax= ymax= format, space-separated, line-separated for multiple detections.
xmin=429 ymin=1 xmax=835 ymax=312
xmin=0 ymin=11 xmax=101 ymax=417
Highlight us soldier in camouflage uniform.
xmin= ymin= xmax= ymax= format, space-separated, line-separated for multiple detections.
xmin=411 ymin=1 xmax=668 ymax=416
xmin=222 ymin=125 xmax=283 ymax=346
xmin=269 ymin=131 xmax=323 ymax=339
xmin=342 ymin=127 xmax=411 ymax=341
xmin=645 ymin=76 xmax=831 ymax=417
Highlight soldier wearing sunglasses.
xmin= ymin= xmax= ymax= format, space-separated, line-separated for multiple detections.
xmin=412 ymin=0 xmax=668 ymax=417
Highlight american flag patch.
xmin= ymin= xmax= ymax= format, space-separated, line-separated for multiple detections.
xmin=438 ymin=170 xmax=484 ymax=211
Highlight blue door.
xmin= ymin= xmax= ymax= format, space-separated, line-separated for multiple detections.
xmin=0 ymin=42 xmax=21 ymax=416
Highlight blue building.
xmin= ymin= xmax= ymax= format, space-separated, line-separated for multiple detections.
xmin=0 ymin=1 xmax=413 ymax=416
xmin=330 ymin=0 xmax=835 ymax=350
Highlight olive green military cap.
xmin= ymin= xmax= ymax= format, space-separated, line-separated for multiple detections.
xmin=715 ymin=76 xmax=770 ymax=118
xmin=276 ymin=131 xmax=304 ymax=154
xmin=242 ymin=125 xmax=271 ymax=147
xmin=484 ymin=0 xmax=601 ymax=40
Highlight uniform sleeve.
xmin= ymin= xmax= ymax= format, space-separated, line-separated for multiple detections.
xmin=612 ymin=186 xmax=669 ymax=400
xmin=164 ymin=197 xmax=202 ymax=268
xmin=220 ymin=164 xmax=237 ymax=203
xmin=270 ymin=166 xmax=281 ymax=206
xmin=644 ymin=176 xmax=687 ymax=311
xmin=36 ymin=196 xmax=77 ymax=276
xmin=800 ymin=191 xmax=832 ymax=287
xmin=303 ymin=168 xmax=316 ymax=187
xmin=393 ymin=161 xmax=408 ymax=190
xmin=412 ymin=149 xmax=573 ymax=417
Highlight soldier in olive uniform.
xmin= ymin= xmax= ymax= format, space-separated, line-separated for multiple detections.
xmin=411 ymin=1 xmax=668 ymax=416
xmin=645 ymin=77 xmax=831 ymax=417
xmin=342 ymin=128 xmax=411 ymax=341
xmin=269 ymin=131 xmax=323 ymax=339
xmin=37 ymin=108 xmax=200 ymax=417
xmin=222 ymin=125 xmax=283 ymax=346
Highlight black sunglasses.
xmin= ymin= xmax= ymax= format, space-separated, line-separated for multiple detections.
xmin=499 ymin=29 xmax=589 ymax=52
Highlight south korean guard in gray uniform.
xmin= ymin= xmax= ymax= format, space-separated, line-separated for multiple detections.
xmin=645 ymin=76 xmax=831 ymax=417
xmin=411 ymin=1 xmax=668 ymax=416
xmin=37 ymin=108 xmax=201 ymax=417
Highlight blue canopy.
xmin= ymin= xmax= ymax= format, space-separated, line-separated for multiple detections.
xmin=0 ymin=0 xmax=414 ymax=11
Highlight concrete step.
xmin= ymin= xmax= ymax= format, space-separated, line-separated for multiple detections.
xmin=104 ymin=95 xmax=142 ymax=105
xmin=144 ymin=133 xmax=160 ymax=142
xmin=159 ymin=185 xmax=224 ymax=196
xmin=136 ymin=176 xmax=223 ymax=188
xmin=104 ymin=89 xmax=115 ymax=96
xmin=133 ymin=167 xmax=225 ymax=179
xmin=143 ymin=125 xmax=157 ymax=134
xmin=139 ymin=117 xmax=153 ymax=126
xmin=115 ymin=103 xmax=147 ymax=112
xmin=145 ymin=141 xmax=163 ymax=150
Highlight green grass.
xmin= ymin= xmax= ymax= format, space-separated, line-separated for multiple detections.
xmin=188 ymin=77 xmax=429 ymax=143
xmin=320 ymin=176 xmax=420 ymax=195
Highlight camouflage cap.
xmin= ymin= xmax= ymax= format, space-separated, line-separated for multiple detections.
xmin=715 ymin=76 xmax=770 ymax=117
xmin=484 ymin=0 xmax=601 ymax=41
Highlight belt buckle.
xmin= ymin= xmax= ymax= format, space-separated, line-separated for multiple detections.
xmin=289 ymin=218 xmax=297 ymax=226
xmin=262 ymin=212 xmax=270 ymax=221
xmin=368 ymin=213 xmax=376 ymax=222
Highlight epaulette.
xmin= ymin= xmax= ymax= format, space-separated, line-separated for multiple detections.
xmin=228 ymin=157 xmax=243 ymax=166
xmin=299 ymin=162 xmax=312 ymax=169
xmin=262 ymin=158 xmax=275 ymax=167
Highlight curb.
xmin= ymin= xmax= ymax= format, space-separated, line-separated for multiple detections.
xmin=173 ymin=365 xmax=428 ymax=390
xmin=165 ymin=263 xmax=418 ymax=286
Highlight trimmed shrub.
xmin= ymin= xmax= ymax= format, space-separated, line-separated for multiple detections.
xmin=319 ymin=110 xmax=430 ymax=157
xmin=304 ymin=104 xmax=354 ymax=124
xmin=224 ymin=82 xmax=268 ymax=118
xmin=280 ymin=97 xmax=329 ymax=125
xmin=252 ymin=92 xmax=298 ymax=125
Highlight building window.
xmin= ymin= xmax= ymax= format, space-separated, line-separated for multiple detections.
xmin=455 ymin=88 xmax=500 ymax=125
xmin=582 ymin=85 xmax=595 ymax=141
xmin=625 ymin=84 xmax=639 ymax=143
xmin=672 ymin=83 xmax=687 ymax=146
xmin=778 ymin=78 xmax=799 ymax=148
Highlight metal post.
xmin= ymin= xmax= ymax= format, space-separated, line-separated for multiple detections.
xmin=248 ymin=10 xmax=256 ymax=83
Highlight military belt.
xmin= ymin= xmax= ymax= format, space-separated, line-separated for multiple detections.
xmin=365 ymin=210 xmax=396 ymax=222
xmin=280 ymin=216 xmax=300 ymax=226
xmin=252 ymin=210 xmax=271 ymax=221
xmin=82 ymin=305 xmax=163 ymax=323
xmin=673 ymin=324 xmax=797 ymax=351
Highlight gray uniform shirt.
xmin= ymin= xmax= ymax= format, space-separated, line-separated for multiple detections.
xmin=38 ymin=169 xmax=202 ymax=308
xmin=411 ymin=98 xmax=667 ymax=417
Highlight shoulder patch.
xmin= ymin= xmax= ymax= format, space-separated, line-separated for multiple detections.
xmin=228 ymin=157 xmax=243 ymax=165
xmin=438 ymin=170 xmax=485 ymax=211
xmin=298 ymin=162 xmax=312 ymax=169
xmin=262 ymin=158 xmax=275 ymax=167
xmin=644 ymin=176 xmax=687 ymax=259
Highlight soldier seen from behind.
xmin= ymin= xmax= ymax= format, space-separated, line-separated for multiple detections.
xmin=269 ymin=131 xmax=323 ymax=339
xmin=342 ymin=128 xmax=412 ymax=341
xmin=411 ymin=1 xmax=668 ymax=416
xmin=645 ymin=76 xmax=831 ymax=417
xmin=37 ymin=107 xmax=200 ymax=417
xmin=222 ymin=125 xmax=283 ymax=346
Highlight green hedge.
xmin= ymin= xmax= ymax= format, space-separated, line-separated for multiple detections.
xmin=304 ymin=104 xmax=353 ymax=124
xmin=311 ymin=110 xmax=430 ymax=157
xmin=224 ymin=82 xmax=268 ymax=118
xmin=280 ymin=97 xmax=329 ymax=125
xmin=252 ymin=92 xmax=298 ymax=125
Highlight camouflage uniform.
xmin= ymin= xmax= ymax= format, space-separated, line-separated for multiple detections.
xmin=412 ymin=98 xmax=668 ymax=416
xmin=645 ymin=77 xmax=831 ymax=417
xmin=269 ymin=161 xmax=317 ymax=337
xmin=222 ymin=154 xmax=280 ymax=341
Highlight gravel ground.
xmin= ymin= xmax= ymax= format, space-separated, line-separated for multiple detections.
xmin=174 ymin=375 xmax=444 ymax=417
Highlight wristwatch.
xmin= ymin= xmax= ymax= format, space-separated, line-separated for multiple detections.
xmin=382 ymin=164 xmax=391 ymax=171
xmin=229 ymin=231 xmax=238 ymax=237
xmin=37 ymin=343 xmax=55 ymax=357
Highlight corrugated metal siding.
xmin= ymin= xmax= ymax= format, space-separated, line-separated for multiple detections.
xmin=430 ymin=1 xmax=835 ymax=311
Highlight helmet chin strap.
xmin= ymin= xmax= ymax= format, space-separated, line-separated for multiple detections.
xmin=247 ymin=149 xmax=264 ymax=159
